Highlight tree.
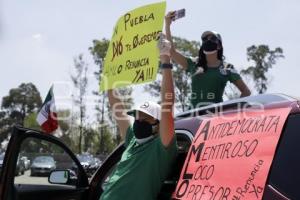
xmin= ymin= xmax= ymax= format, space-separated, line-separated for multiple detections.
xmin=2 ymin=83 xmax=42 ymax=125
xmin=24 ymin=113 xmax=41 ymax=131
xmin=57 ymin=109 xmax=71 ymax=134
xmin=89 ymin=39 xmax=111 ymax=152
xmin=144 ymin=36 xmax=200 ymax=112
xmin=54 ymin=109 xmax=78 ymax=152
xmin=89 ymin=39 xmax=133 ymax=151
xmin=71 ymin=54 xmax=89 ymax=154
xmin=100 ymin=126 xmax=117 ymax=154
xmin=241 ymin=45 xmax=284 ymax=94
xmin=0 ymin=110 xmax=10 ymax=151
xmin=112 ymin=87 xmax=133 ymax=144
xmin=0 ymin=83 xmax=42 ymax=151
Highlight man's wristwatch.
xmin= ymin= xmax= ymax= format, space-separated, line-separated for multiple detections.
xmin=160 ymin=63 xmax=173 ymax=69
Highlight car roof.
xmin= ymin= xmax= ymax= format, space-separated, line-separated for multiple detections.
xmin=176 ymin=93 xmax=299 ymax=119
xmin=174 ymin=94 xmax=300 ymax=136
xmin=34 ymin=156 xmax=54 ymax=160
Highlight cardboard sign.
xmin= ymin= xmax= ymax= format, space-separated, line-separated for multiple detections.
xmin=100 ymin=2 xmax=166 ymax=91
xmin=173 ymin=107 xmax=291 ymax=200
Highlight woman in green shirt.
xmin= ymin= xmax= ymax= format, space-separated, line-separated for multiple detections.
xmin=165 ymin=11 xmax=251 ymax=109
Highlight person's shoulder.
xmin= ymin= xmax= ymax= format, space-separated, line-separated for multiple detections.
xmin=222 ymin=61 xmax=234 ymax=69
xmin=188 ymin=56 xmax=198 ymax=64
xmin=185 ymin=56 xmax=198 ymax=70
xmin=221 ymin=62 xmax=238 ymax=74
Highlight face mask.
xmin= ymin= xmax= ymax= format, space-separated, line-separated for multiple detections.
xmin=133 ymin=120 xmax=158 ymax=144
xmin=203 ymin=50 xmax=218 ymax=55
xmin=202 ymin=40 xmax=218 ymax=54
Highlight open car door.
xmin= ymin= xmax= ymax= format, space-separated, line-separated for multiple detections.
xmin=0 ymin=126 xmax=89 ymax=200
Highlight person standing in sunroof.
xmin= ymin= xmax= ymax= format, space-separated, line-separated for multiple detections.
xmin=165 ymin=11 xmax=251 ymax=109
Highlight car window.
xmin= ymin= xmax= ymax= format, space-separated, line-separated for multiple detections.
xmin=14 ymin=137 xmax=78 ymax=187
xmin=157 ymin=131 xmax=192 ymax=200
xmin=266 ymin=114 xmax=300 ymax=199
xmin=76 ymin=153 xmax=102 ymax=177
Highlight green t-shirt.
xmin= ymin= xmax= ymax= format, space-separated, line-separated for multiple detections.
xmin=186 ymin=57 xmax=241 ymax=108
xmin=100 ymin=126 xmax=177 ymax=200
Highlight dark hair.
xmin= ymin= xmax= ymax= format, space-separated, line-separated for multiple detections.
xmin=196 ymin=40 xmax=225 ymax=72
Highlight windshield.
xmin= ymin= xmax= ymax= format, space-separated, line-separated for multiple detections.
xmin=77 ymin=155 xmax=92 ymax=163
xmin=33 ymin=156 xmax=54 ymax=163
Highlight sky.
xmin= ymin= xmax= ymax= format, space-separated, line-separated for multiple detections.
xmin=1 ymin=0 xmax=300 ymax=123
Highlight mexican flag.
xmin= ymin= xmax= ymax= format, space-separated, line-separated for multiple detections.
xmin=36 ymin=86 xmax=58 ymax=134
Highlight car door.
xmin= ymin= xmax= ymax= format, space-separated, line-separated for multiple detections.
xmin=86 ymin=131 xmax=194 ymax=200
xmin=86 ymin=142 xmax=125 ymax=200
xmin=0 ymin=126 xmax=89 ymax=200
xmin=263 ymin=114 xmax=300 ymax=199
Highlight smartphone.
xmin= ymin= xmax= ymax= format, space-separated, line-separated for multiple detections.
xmin=172 ymin=9 xmax=185 ymax=21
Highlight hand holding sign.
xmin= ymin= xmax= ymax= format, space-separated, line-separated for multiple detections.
xmin=100 ymin=2 xmax=166 ymax=91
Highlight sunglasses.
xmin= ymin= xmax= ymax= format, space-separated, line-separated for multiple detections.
xmin=202 ymin=35 xmax=219 ymax=42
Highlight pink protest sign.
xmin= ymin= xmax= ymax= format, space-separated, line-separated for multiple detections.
xmin=173 ymin=107 xmax=291 ymax=200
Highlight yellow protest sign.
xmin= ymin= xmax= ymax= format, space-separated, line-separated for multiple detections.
xmin=100 ymin=2 xmax=166 ymax=91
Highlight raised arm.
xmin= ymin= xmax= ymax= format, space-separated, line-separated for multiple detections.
xmin=165 ymin=11 xmax=188 ymax=70
xmin=107 ymin=89 xmax=131 ymax=140
xmin=159 ymin=55 xmax=175 ymax=147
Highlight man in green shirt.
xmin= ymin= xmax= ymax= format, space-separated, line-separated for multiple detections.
xmin=100 ymin=37 xmax=177 ymax=200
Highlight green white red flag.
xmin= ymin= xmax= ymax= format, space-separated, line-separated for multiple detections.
xmin=36 ymin=86 xmax=58 ymax=134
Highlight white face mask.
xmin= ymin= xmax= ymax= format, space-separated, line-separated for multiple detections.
xmin=203 ymin=50 xmax=218 ymax=55
xmin=135 ymin=135 xmax=155 ymax=144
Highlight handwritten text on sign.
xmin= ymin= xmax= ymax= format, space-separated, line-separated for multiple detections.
xmin=173 ymin=108 xmax=291 ymax=200
xmin=100 ymin=2 xmax=166 ymax=91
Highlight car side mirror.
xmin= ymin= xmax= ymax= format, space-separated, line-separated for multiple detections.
xmin=48 ymin=170 xmax=69 ymax=184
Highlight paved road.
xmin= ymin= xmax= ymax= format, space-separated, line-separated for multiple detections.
xmin=15 ymin=170 xmax=51 ymax=185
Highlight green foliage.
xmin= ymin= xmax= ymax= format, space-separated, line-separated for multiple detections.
xmin=0 ymin=111 xmax=11 ymax=132
xmin=24 ymin=113 xmax=41 ymax=131
xmin=83 ymin=126 xmax=116 ymax=155
xmin=21 ymin=137 xmax=65 ymax=155
xmin=173 ymin=37 xmax=200 ymax=57
xmin=54 ymin=109 xmax=78 ymax=151
xmin=1 ymin=83 xmax=42 ymax=125
xmin=0 ymin=83 xmax=42 ymax=149
xmin=89 ymin=39 xmax=110 ymax=68
xmin=0 ymin=111 xmax=11 ymax=147
xmin=83 ymin=127 xmax=99 ymax=154
xmin=101 ymin=126 xmax=117 ymax=154
xmin=57 ymin=110 xmax=71 ymax=133
xmin=70 ymin=54 xmax=89 ymax=154
xmin=241 ymin=45 xmax=284 ymax=94
xmin=89 ymin=38 xmax=133 ymax=148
